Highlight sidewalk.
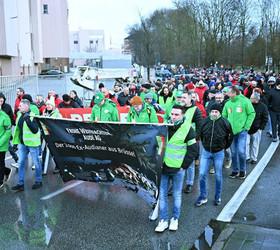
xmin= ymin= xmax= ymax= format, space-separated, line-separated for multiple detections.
xmin=212 ymin=223 xmax=280 ymax=249
xmin=191 ymin=220 xmax=280 ymax=250
xmin=192 ymin=142 xmax=280 ymax=250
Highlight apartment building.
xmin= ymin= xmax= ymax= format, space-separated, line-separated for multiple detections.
xmin=0 ymin=0 xmax=69 ymax=76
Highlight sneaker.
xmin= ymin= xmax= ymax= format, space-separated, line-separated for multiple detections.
xmin=11 ymin=184 xmax=24 ymax=192
xmin=214 ymin=198 xmax=222 ymax=206
xmin=250 ymin=160 xmax=257 ymax=164
xmin=184 ymin=185 xmax=192 ymax=193
xmin=155 ymin=220 xmax=169 ymax=233
xmin=11 ymin=163 xmax=19 ymax=169
xmin=239 ymin=171 xmax=246 ymax=179
xmin=32 ymin=182 xmax=42 ymax=190
xmin=195 ymin=197 xmax=208 ymax=207
xmin=229 ymin=172 xmax=239 ymax=178
xmin=209 ymin=167 xmax=215 ymax=174
xmin=272 ymin=138 xmax=278 ymax=142
xmin=224 ymin=160 xmax=232 ymax=169
xmin=32 ymin=165 xmax=35 ymax=170
xmin=169 ymin=217 xmax=178 ymax=231
xmin=246 ymin=158 xmax=251 ymax=163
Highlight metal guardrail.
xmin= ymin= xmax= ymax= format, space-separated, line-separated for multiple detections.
xmin=0 ymin=75 xmax=38 ymax=107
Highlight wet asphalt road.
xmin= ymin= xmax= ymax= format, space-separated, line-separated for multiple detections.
xmin=0 ymin=78 xmax=277 ymax=249
xmin=0 ymin=131 xmax=273 ymax=249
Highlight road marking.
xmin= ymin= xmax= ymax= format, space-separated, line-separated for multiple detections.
xmin=41 ymin=180 xmax=84 ymax=200
xmin=217 ymin=141 xmax=279 ymax=222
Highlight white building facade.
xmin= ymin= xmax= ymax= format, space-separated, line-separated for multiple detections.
xmin=0 ymin=0 xmax=69 ymax=76
xmin=70 ymin=29 xmax=105 ymax=53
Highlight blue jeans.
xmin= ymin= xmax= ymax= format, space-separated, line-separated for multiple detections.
xmin=231 ymin=131 xmax=247 ymax=173
xmin=199 ymin=147 xmax=224 ymax=200
xmin=159 ymin=169 xmax=185 ymax=220
xmin=185 ymin=161 xmax=195 ymax=185
xmin=18 ymin=144 xmax=42 ymax=185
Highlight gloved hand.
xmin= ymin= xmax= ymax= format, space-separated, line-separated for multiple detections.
xmin=22 ymin=113 xmax=30 ymax=121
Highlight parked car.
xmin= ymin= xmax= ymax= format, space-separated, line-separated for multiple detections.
xmin=39 ymin=69 xmax=64 ymax=79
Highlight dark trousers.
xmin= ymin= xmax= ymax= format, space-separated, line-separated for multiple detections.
xmin=270 ymin=111 xmax=280 ymax=139
xmin=8 ymin=142 xmax=18 ymax=162
xmin=0 ymin=151 xmax=11 ymax=183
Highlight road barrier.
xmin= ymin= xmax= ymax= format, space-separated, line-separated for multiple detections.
xmin=0 ymin=75 xmax=38 ymax=106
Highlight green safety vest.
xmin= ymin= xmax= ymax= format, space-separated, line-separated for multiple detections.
xmin=158 ymin=96 xmax=174 ymax=112
xmin=13 ymin=112 xmax=41 ymax=147
xmin=164 ymin=107 xmax=196 ymax=168
xmin=187 ymin=106 xmax=197 ymax=130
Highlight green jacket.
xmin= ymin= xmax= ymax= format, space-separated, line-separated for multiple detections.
xmin=127 ymin=103 xmax=158 ymax=123
xmin=30 ymin=103 xmax=40 ymax=115
xmin=90 ymin=99 xmax=119 ymax=122
xmin=13 ymin=112 xmax=41 ymax=147
xmin=0 ymin=110 xmax=12 ymax=152
xmin=222 ymin=95 xmax=256 ymax=135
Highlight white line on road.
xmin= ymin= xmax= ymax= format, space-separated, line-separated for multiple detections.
xmin=40 ymin=180 xmax=84 ymax=201
xmin=217 ymin=141 xmax=279 ymax=222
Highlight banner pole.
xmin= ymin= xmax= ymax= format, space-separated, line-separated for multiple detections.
xmin=149 ymin=199 xmax=159 ymax=221
xmin=44 ymin=148 xmax=50 ymax=175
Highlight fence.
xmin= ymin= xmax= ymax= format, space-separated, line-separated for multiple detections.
xmin=0 ymin=75 xmax=38 ymax=107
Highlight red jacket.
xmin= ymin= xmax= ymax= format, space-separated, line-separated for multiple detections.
xmin=14 ymin=96 xmax=23 ymax=115
xmin=195 ymin=86 xmax=208 ymax=105
xmin=195 ymin=101 xmax=207 ymax=118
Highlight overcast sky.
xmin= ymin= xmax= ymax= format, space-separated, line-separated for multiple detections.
xmin=68 ymin=0 xmax=175 ymax=49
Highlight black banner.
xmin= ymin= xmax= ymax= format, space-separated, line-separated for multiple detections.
xmin=37 ymin=118 xmax=168 ymax=205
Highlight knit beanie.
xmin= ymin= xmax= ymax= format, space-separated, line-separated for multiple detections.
xmin=130 ymin=96 xmax=143 ymax=105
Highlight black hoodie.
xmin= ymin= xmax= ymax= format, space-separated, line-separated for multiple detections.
xmin=0 ymin=92 xmax=15 ymax=125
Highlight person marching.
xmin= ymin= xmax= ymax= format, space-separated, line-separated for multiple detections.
xmin=42 ymin=97 xmax=62 ymax=174
xmin=127 ymin=96 xmax=158 ymax=123
xmin=90 ymin=92 xmax=119 ymax=122
xmin=181 ymin=91 xmax=203 ymax=193
xmin=11 ymin=99 xmax=43 ymax=191
xmin=246 ymin=93 xmax=268 ymax=164
xmin=155 ymin=105 xmax=198 ymax=232
xmin=195 ymin=103 xmax=233 ymax=207
xmin=0 ymin=109 xmax=12 ymax=188
xmin=222 ymin=86 xmax=255 ymax=179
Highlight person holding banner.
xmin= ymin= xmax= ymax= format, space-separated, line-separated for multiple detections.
xmin=42 ymin=97 xmax=62 ymax=174
xmin=0 ymin=109 xmax=12 ymax=188
xmin=181 ymin=91 xmax=203 ymax=194
xmin=11 ymin=99 xmax=43 ymax=191
xmin=127 ymin=96 xmax=158 ymax=123
xmin=155 ymin=105 xmax=198 ymax=232
xmin=90 ymin=92 xmax=119 ymax=122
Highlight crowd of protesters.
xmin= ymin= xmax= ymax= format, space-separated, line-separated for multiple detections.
xmin=0 ymin=65 xmax=279 ymax=232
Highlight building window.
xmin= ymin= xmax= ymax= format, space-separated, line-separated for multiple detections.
xmin=43 ymin=4 xmax=48 ymax=14
xmin=74 ymin=40 xmax=78 ymax=44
